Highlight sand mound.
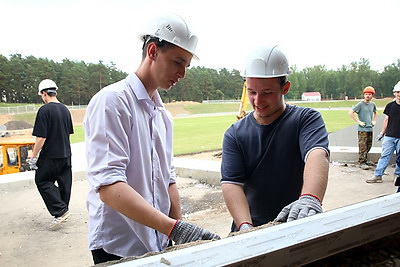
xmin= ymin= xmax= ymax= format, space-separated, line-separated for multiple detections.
xmin=3 ymin=121 xmax=33 ymax=130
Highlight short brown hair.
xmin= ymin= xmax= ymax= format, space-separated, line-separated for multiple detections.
xmin=141 ymin=35 xmax=175 ymax=60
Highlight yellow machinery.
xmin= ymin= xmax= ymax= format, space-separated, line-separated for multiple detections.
xmin=0 ymin=137 xmax=35 ymax=175
xmin=237 ymin=81 xmax=249 ymax=120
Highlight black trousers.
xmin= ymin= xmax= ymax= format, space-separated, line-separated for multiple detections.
xmin=91 ymin=241 xmax=173 ymax=264
xmin=34 ymin=157 xmax=72 ymax=217
xmin=91 ymin=249 xmax=122 ymax=264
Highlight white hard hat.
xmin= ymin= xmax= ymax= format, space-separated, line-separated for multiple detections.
xmin=243 ymin=45 xmax=290 ymax=78
xmin=38 ymin=79 xmax=58 ymax=95
xmin=393 ymin=81 xmax=400 ymax=92
xmin=139 ymin=13 xmax=199 ymax=59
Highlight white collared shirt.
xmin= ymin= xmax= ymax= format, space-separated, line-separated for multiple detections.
xmin=84 ymin=73 xmax=176 ymax=257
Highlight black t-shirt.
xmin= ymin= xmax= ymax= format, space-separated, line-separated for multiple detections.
xmin=32 ymin=102 xmax=74 ymax=158
xmin=221 ymin=104 xmax=329 ymax=226
xmin=383 ymin=101 xmax=400 ymax=138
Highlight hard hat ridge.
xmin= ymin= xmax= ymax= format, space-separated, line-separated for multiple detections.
xmin=244 ymin=45 xmax=290 ymax=78
xmin=393 ymin=81 xmax=400 ymax=92
xmin=363 ymin=86 xmax=375 ymax=95
xmin=139 ymin=13 xmax=199 ymax=59
xmin=38 ymin=79 xmax=58 ymax=95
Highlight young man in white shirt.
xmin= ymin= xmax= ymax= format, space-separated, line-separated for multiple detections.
xmin=84 ymin=13 xmax=219 ymax=264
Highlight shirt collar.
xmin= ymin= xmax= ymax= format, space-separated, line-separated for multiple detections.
xmin=126 ymin=73 xmax=165 ymax=110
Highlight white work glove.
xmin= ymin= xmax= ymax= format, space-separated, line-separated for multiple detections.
xmin=169 ymin=220 xmax=220 ymax=245
xmin=358 ymin=121 xmax=366 ymax=127
xmin=238 ymin=221 xmax=254 ymax=231
xmin=274 ymin=195 xmax=322 ymax=222
xmin=376 ymin=133 xmax=384 ymax=141
xmin=29 ymin=157 xmax=38 ymax=170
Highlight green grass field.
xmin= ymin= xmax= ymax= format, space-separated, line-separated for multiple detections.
xmin=172 ymin=109 xmax=385 ymax=155
xmin=171 ymin=100 xmax=390 ymax=155
xmin=3 ymin=99 xmax=392 ymax=155
xmin=174 ymin=115 xmax=236 ymax=155
xmin=70 ymin=109 xmax=364 ymax=155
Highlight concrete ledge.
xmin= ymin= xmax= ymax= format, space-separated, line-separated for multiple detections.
xmin=0 ymin=171 xmax=36 ymax=192
xmin=113 ymin=193 xmax=400 ymax=266
xmin=174 ymin=158 xmax=221 ymax=186
xmin=329 ymin=146 xmax=396 ymax=164
xmin=0 ymin=170 xmax=87 ymax=192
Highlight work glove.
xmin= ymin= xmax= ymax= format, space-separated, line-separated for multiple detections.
xmin=358 ymin=121 xmax=366 ymax=127
xmin=372 ymin=121 xmax=376 ymax=126
xmin=274 ymin=194 xmax=322 ymax=222
xmin=376 ymin=133 xmax=384 ymax=141
xmin=169 ymin=220 xmax=220 ymax=245
xmin=29 ymin=157 xmax=38 ymax=170
xmin=238 ymin=221 xmax=254 ymax=231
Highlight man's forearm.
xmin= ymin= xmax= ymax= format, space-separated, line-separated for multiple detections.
xmin=380 ymin=116 xmax=388 ymax=134
xmin=99 ymin=181 xmax=176 ymax=235
xmin=348 ymin=110 xmax=358 ymax=123
xmin=32 ymin=137 xmax=46 ymax=158
xmin=168 ymin=183 xmax=182 ymax=220
xmin=222 ymin=183 xmax=252 ymax=228
xmin=302 ymin=149 xmax=329 ymax=202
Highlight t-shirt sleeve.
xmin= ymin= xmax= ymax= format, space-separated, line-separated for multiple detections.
xmin=383 ymin=103 xmax=390 ymax=116
xmin=298 ymin=109 xmax=330 ymax=161
xmin=352 ymin=101 xmax=362 ymax=113
xmin=32 ymin=107 xmax=48 ymax=138
xmin=221 ymin=125 xmax=246 ymax=184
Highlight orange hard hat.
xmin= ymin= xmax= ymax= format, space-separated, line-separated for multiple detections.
xmin=363 ymin=86 xmax=375 ymax=95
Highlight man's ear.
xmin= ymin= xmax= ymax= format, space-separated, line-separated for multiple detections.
xmin=147 ymin=42 xmax=158 ymax=61
xmin=283 ymin=81 xmax=291 ymax=95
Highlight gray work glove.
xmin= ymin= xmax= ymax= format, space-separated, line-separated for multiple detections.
xmin=274 ymin=195 xmax=322 ymax=222
xmin=169 ymin=220 xmax=220 ymax=245
xmin=29 ymin=157 xmax=38 ymax=170
xmin=376 ymin=133 xmax=384 ymax=141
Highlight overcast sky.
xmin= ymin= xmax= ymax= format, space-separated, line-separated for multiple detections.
xmin=1 ymin=0 xmax=399 ymax=74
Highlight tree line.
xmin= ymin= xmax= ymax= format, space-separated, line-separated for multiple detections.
xmin=1 ymin=54 xmax=399 ymax=105
xmin=0 ymin=54 xmax=127 ymax=105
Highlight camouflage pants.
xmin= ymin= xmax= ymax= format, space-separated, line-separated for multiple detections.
xmin=358 ymin=131 xmax=372 ymax=164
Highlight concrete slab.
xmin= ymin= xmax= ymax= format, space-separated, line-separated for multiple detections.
xmin=0 ymin=142 xmax=87 ymax=192
xmin=328 ymin=114 xmax=396 ymax=164
xmin=328 ymin=114 xmax=386 ymax=147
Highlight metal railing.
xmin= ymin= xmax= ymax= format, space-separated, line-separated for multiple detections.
xmin=0 ymin=105 xmax=38 ymax=115
xmin=0 ymin=104 xmax=87 ymax=115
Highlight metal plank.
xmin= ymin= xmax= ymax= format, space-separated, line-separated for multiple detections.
xmin=113 ymin=193 xmax=400 ymax=266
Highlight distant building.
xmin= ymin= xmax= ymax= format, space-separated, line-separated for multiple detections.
xmin=302 ymin=92 xmax=321 ymax=101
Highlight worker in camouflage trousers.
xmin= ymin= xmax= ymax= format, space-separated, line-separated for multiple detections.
xmin=348 ymin=86 xmax=377 ymax=167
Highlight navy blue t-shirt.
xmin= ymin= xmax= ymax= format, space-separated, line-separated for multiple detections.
xmin=221 ymin=104 xmax=329 ymax=227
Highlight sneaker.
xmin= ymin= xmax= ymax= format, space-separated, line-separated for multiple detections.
xmin=49 ymin=210 xmax=71 ymax=229
xmin=366 ymin=176 xmax=383 ymax=183
xmin=360 ymin=164 xmax=371 ymax=170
